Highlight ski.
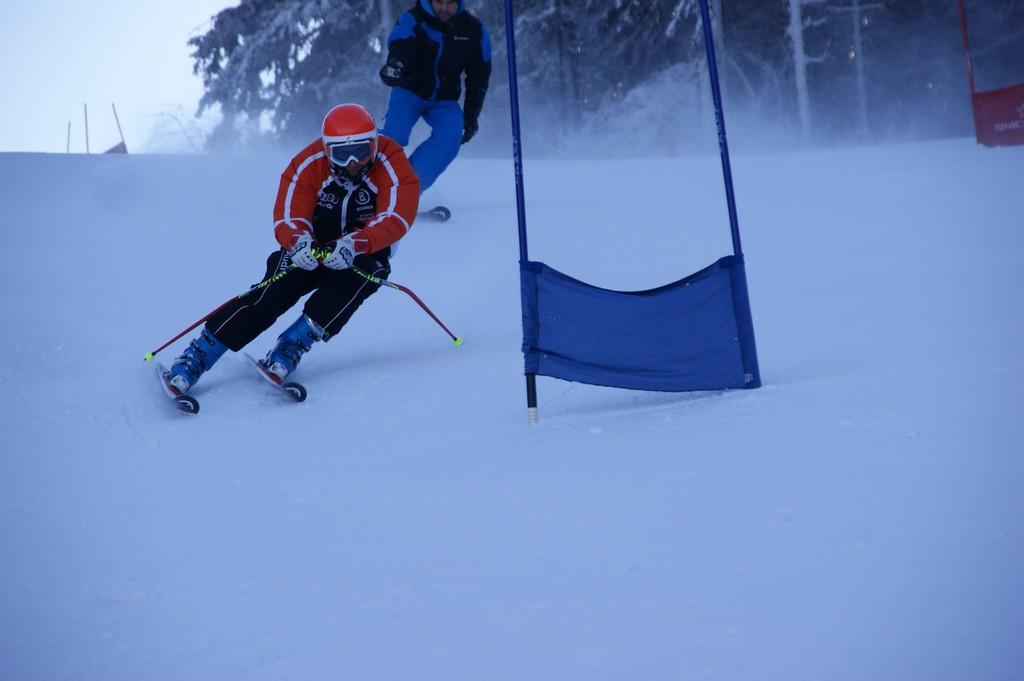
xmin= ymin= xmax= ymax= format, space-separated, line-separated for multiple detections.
xmin=243 ymin=353 xmax=308 ymax=403
xmin=418 ymin=205 xmax=451 ymax=223
xmin=153 ymin=361 xmax=200 ymax=414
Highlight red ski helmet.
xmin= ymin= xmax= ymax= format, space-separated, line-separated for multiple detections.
xmin=321 ymin=104 xmax=378 ymax=180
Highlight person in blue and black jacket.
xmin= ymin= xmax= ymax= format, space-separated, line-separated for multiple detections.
xmin=378 ymin=0 xmax=491 ymax=194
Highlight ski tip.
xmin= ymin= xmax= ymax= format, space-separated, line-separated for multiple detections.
xmin=419 ymin=205 xmax=451 ymax=222
xmin=176 ymin=394 xmax=200 ymax=414
xmin=283 ymin=382 xmax=307 ymax=402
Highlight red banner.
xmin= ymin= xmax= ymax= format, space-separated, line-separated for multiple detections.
xmin=971 ymin=83 xmax=1024 ymax=147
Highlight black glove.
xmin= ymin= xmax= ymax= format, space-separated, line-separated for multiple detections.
xmin=379 ymin=60 xmax=404 ymax=87
xmin=461 ymin=118 xmax=479 ymax=144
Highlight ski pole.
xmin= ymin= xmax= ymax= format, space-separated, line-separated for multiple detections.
xmin=309 ymin=245 xmax=461 ymax=345
xmin=347 ymin=263 xmax=462 ymax=347
xmin=143 ymin=266 xmax=298 ymax=361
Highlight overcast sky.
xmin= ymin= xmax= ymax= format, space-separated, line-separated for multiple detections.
xmin=0 ymin=1 xmax=232 ymax=153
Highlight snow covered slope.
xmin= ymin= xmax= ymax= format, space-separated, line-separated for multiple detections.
xmin=1 ymin=139 xmax=1021 ymax=679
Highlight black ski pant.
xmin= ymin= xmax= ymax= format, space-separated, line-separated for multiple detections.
xmin=205 ymin=248 xmax=390 ymax=351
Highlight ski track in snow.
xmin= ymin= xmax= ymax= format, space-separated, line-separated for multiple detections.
xmin=1 ymin=139 xmax=1022 ymax=679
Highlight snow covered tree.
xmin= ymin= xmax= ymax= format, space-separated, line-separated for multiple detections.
xmin=785 ymin=0 xmax=833 ymax=140
xmin=488 ymin=0 xmax=707 ymax=151
xmin=523 ymin=0 xmax=704 ymax=111
xmin=188 ymin=0 xmax=991 ymax=151
xmin=190 ymin=0 xmax=396 ymax=150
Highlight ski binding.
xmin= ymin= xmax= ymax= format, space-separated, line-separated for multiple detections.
xmin=244 ymin=353 xmax=307 ymax=402
xmin=154 ymin=361 xmax=200 ymax=414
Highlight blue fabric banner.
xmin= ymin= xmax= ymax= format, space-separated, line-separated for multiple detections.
xmin=521 ymin=256 xmax=761 ymax=392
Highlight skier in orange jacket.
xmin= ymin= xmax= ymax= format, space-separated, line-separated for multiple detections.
xmin=165 ymin=103 xmax=420 ymax=393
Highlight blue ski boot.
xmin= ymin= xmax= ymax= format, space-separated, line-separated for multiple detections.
xmin=168 ymin=327 xmax=228 ymax=393
xmin=264 ymin=314 xmax=323 ymax=381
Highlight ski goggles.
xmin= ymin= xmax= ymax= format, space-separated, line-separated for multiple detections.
xmin=328 ymin=140 xmax=374 ymax=167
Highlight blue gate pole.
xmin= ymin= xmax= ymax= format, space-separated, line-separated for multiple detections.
xmin=698 ymin=0 xmax=744 ymax=258
xmin=504 ymin=0 xmax=530 ymax=263
xmin=503 ymin=0 xmax=538 ymax=420
xmin=698 ymin=0 xmax=761 ymax=388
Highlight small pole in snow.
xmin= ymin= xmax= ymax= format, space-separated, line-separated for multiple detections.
xmin=111 ymin=103 xmax=127 ymax=152
xmin=84 ymin=103 xmax=90 ymax=154
xmin=66 ymin=121 xmax=71 ymax=154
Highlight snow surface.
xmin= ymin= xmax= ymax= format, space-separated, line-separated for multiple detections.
xmin=1 ymin=139 xmax=1022 ymax=679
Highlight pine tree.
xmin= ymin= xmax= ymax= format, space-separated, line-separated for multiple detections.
xmin=190 ymin=0 xmax=393 ymax=149
xmin=187 ymin=0 xmax=994 ymax=150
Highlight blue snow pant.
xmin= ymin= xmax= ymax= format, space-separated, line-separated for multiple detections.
xmin=380 ymin=87 xmax=463 ymax=193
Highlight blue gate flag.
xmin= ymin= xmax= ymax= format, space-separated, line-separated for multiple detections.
xmin=505 ymin=0 xmax=761 ymax=415
xmin=521 ymin=256 xmax=761 ymax=392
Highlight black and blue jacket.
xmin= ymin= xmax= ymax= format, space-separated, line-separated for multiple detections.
xmin=382 ymin=0 xmax=492 ymax=124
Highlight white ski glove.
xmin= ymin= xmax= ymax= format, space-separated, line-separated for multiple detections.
xmin=288 ymin=232 xmax=319 ymax=271
xmin=322 ymin=232 xmax=370 ymax=270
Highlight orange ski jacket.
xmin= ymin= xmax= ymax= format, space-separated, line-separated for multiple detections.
xmin=273 ymin=134 xmax=420 ymax=255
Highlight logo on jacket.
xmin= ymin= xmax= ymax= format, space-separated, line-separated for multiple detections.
xmin=356 ymin=189 xmax=372 ymax=205
xmin=318 ymin=191 xmax=340 ymax=209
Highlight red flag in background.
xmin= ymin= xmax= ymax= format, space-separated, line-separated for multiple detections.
xmin=958 ymin=0 xmax=1024 ymax=147
xmin=970 ymin=84 xmax=1024 ymax=147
